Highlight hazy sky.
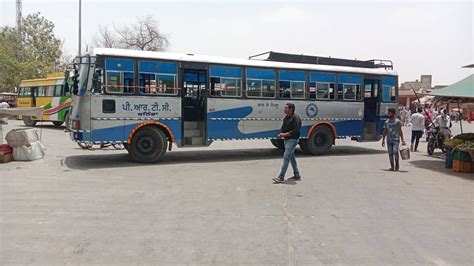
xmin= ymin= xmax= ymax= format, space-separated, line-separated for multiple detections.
xmin=1 ymin=0 xmax=473 ymax=85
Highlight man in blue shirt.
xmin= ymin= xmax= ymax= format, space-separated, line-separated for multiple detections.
xmin=273 ymin=103 xmax=302 ymax=183
xmin=382 ymin=108 xmax=406 ymax=171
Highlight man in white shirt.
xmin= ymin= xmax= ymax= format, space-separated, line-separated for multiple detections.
xmin=435 ymin=109 xmax=451 ymax=140
xmin=409 ymin=108 xmax=425 ymax=152
xmin=0 ymin=100 xmax=10 ymax=125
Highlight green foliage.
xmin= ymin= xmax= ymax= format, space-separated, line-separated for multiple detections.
xmin=456 ymin=141 xmax=474 ymax=152
xmin=444 ymin=139 xmax=465 ymax=149
xmin=453 ymin=133 xmax=474 ymax=141
xmin=0 ymin=12 xmax=63 ymax=92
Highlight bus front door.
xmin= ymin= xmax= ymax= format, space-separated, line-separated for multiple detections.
xmin=182 ymin=69 xmax=207 ymax=146
xmin=363 ymin=79 xmax=380 ymax=141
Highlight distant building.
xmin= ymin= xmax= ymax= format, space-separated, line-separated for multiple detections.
xmin=398 ymin=75 xmax=432 ymax=107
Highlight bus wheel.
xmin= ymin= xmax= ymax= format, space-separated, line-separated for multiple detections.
xmin=52 ymin=121 xmax=64 ymax=127
xmin=128 ymin=126 xmax=167 ymax=163
xmin=270 ymin=139 xmax=285 ymax=150
xmin=23 ymin=116 xmax=37 ymax=127
xmin=302 ymin=126 xmax=333 ymax=155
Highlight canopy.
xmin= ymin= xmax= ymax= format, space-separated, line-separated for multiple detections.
xmin=429 ymin=74 xmax=474 ymax=99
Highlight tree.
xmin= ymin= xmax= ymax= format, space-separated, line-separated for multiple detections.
xmin=92 ymin=15 xmax=169 ymax=51
xmin=0 ymin=12 xmax=63 ymax=92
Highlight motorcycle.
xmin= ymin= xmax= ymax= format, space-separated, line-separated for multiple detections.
xmin=427 ymin=126 xmax=448 ymax=155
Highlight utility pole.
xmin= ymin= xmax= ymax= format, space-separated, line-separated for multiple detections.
xmin=78 ymin=0 xmax=82 ymax=56
xmin=16 ymin=0 xmax=22 ymax=40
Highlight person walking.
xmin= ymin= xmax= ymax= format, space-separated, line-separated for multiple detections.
xmin=409 ymin=108 xmax=425 ymax=152
xmin=273 ymin=103 xmax=302 ymax=183
xmin=382 ymin=108 xmax=406 ymax=171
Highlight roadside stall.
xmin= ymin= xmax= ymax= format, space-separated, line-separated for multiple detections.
xmin=428 ymin=74 xmax=474 ymax=173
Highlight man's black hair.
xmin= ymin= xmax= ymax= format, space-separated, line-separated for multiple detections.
xmin=286 ymin=103 xmax=295 ymax=113
xmin=388 ymin=108 xmax=396 ymax=113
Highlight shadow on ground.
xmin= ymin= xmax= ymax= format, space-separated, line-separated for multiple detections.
xmin=64 ymin=145 xmax=386 ymax=170
xmin=409 ymin=155 xmax=474 ymax=181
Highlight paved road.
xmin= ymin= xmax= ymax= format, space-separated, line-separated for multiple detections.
xmin=1 ymin=120 xmax=473 ymax=265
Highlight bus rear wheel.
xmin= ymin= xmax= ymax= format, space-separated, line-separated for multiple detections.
xmin=270 ymin=139 xmax=285 ymax=150
xmin=52 ymin=121 xmax=63 ymax=127
xmin=128 ymin=126 xmax=167 ymax=163
xmin=23 ymin=116 xmax=37 ymax=127
xmin=300 ymin=126 xmax=333 ymax=155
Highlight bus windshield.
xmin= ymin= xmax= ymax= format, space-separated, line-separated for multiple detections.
xmin=73 ymin=56 xmax=94 ymax=95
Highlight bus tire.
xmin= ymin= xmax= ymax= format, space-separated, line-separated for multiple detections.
xmin=301 ymin=126 xmax=334 ymax=155
xmin=52 ymin=121 xmax=64 ymax=127
xmin=128 ymin=126 xmax=167 ymax=163
xmin=270 ymin=139 xmax=285 ymax=150
xmin=23 ymin=116 xmax=37 ymax=127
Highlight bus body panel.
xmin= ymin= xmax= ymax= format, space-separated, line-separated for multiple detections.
xmin=207 ymin=98 xmax=364 ymax=140
xmin=84 ymin=95 xmax=182 ymax=144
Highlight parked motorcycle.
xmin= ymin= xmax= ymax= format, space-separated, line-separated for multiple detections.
xmin=427 ymin=126 xmax=447 ymax=155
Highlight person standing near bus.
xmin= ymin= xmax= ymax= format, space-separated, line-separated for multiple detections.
xmin=273 ymin=103 xmax=302 ymax=183
xmin=409 ymin=108 xmax=425 ymax=152
xmin=382 ymin=108 xmax=406 ymax=171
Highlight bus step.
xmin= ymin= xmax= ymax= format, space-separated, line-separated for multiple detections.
xmin=185 ymin=137 xmax=205 ymax=145
xmin=184 ymin=129 xmax=201 ymax=137
xmin=184 ymin=122 xmax=199 ymax=130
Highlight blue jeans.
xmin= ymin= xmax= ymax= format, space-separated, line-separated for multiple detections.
xmin=279 ymin=139 xmax=300 ymax=178
xmin=387 ymin=140 xmax=400 ymax=169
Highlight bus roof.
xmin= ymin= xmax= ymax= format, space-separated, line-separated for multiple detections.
xmin=91 ymin=48 xmax=398 ymax=77
xmin=20 ymin=73 xmax=64 ymax=87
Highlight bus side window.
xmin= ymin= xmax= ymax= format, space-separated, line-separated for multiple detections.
xmin=209 ymin=65 xmax=242 ymax=98
xmin=46 ymin=86 xmax=54 ymax=97
xmin=37 ymin=86 xmax=46 ymax=97
xmin=54 ymin=85 xmax=62 ymax=96
xmin=106 ymin=72 xmax=123 ymax=93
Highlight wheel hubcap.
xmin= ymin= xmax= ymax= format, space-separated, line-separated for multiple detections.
xmin=138 ymin=137 xmax=154 ymax=153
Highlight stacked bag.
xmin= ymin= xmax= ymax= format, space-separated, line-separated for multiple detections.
xmin=0 ymin=144 xmax=13 ymax=163
xmin=6 ymin=128 xmax=45 ymax=161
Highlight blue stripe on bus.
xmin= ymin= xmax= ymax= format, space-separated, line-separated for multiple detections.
xmin=382 ymin=76 xmax=396 ymax=86
xmin=246 ymin=68 xmax=276 ymax=80
xmin=338 ymin=74 xmax=362 ymax=84
xmin=138 ymin=61 xmax=178 ymax=74
xmin=209 ymin=65 xmax=242 ymax=78
xmin=310 ymin=72 xmax=336 ymax=83
xmin=279 ymin=70 xmax=306 ymax=81
xmin=105 ymin=58 xmax=134 ymax=71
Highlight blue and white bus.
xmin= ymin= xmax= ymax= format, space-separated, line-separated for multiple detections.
xmin=68 ymin=48 xmax=398 ymax=163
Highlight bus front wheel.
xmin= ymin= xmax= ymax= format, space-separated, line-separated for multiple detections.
xmin=128 ymin=126 xmax=167 ymax=163
xmin=300 ymin=126 xmax=333 ymax=155
xmin=23 ymin=116 xmax=37 ymax=127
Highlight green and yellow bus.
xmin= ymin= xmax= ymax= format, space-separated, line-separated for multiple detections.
xmin=17 ymin=72 xmax=73 ymax=127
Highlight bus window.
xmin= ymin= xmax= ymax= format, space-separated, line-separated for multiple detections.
xmin=246 ymin=68 xmax=276 ymax=98
xmin=343 ymin=84 xmax=361 ymax=100
xmin=37 ymin=86 xmax=46 ymax=97
xmin=45 ymin=86 xmax=54 ymax=97
xmin=105 ymin=58 xmax=135 ymax=94
xmin=209 ymin=65 xmax=242 ymax=98
xmin=382 ymin=76 xmax=397 ymax=102
xmin=19 ymin=87 xmax=31 ymax=97
xmin=309 ymin=72 xmax=336 ymax=100
xmin=139 ymin=73 xmax=177 ymax=95
xmin=106 ymin=71 xmax=134 ymax=94
xmin=54 ymin=85 xmax=62 ymax=96
xmin=279 ymin=70 xmax=306 ymax=99
xmin=338 ymin=74 xmax=362 ymax=101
